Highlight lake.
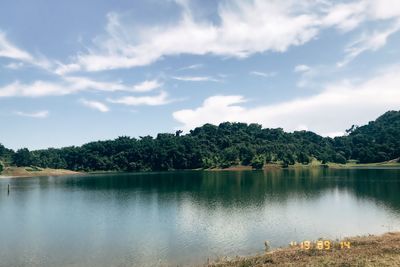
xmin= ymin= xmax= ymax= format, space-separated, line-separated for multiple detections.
xmin=1 ymin=168 xmax=400 ymax=266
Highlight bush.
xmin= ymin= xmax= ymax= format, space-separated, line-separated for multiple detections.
xmin=250 ymin=155 xmax=265 ymax=169
xmin=334 ymin=153 xmax=347 ymax=164
xmin=0 ymin=162 xmax=3 ymax=173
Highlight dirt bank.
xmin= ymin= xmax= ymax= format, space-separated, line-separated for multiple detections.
xmin=207 ymin=232 xmax=400 ymax=267
xmin=0 ymin=166 xmax=81 ymax=178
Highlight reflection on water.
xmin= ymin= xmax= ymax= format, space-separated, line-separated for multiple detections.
xmin=0 ymin=168 xmax=400 ymax=266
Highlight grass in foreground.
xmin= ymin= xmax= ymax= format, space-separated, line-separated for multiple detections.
xmin=206 ymin=232 xmax=400 ymax=267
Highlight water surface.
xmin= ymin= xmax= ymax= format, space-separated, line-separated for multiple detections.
xmin=1 ymin=168 xmax=400 ymax=266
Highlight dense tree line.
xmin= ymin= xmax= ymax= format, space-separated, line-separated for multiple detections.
xmin=334 ymin=111 xmax=400 ymax=163
xmin=1 ymin=110 xmax=399 ymax=172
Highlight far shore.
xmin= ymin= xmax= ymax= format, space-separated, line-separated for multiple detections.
xmin=206 ymin=232 xmax=400 ymax=267
xmin=1 ymin=161 xmax=400 ymax=178
xmin=205 ymin=161 xmax=400 ymax=171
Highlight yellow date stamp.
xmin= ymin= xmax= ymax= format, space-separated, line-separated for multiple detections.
xmin=290 ymin=240 xmax=351 ymax=250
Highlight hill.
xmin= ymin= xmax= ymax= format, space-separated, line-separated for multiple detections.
xmin=1 ymin=110 xmax=399 ymax=172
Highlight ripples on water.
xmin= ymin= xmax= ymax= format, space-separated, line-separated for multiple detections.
xmin=1 ymin=168 xmax=400 ymax=266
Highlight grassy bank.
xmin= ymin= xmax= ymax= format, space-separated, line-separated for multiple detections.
xmin=327 ymin=162 xmax=400 ymax=168
xmin=0 ymin=166 xmax=81 ymax=178
xmin=205 ymin=160 xmax=400 ymax=171
xmin=1 ymin=160 xmax=399 ymax=178
xmin=207 ymin=232 xmax=400 ymax=267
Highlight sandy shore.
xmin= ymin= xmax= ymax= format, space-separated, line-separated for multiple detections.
xmin=206 ymin=232 xmax=400 ymax=266
xmin=0 ymin=166 xmax=81 ymax=178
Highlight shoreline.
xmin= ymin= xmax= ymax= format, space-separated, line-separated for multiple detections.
xmin=205 ymin=162 xmax=400 ymax=171
xmin=0 ymin=166 xmax=82 ymax=179
xmin=1 ymin=162 xmax=400 ymax=179
xmin=206 ymin=232 xmax=400 ymax=266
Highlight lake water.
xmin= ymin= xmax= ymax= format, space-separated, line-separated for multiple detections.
xmin=1 ymin=168 xmax=400 ymax=266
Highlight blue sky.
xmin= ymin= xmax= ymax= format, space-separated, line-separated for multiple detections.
xmin=0 ymin=0 xmax=400 ymax=150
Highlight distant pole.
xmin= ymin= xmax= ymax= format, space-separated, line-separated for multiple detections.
xmin=7 ymin=184 xmax=9 ymax=195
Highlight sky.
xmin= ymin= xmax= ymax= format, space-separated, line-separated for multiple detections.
xmin=0 ymin=0 xmax=400 ymax=150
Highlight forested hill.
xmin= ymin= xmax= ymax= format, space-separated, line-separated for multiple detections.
xmin=1 ymin=110 xmax=399 ymax=172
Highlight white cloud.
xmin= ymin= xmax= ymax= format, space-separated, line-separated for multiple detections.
xmin=15 ymin=110 xmax=49 ymax=119
xmin=294 ymin=64 xmax=318 ymax=87
xmin=172 ymin=76 xmax=220 ymax=82
xmin=133 ymin=80 xmax=162 ymax=92
xmin=61 ymin=1 xmax=321 ymax=72
xmin=249 ymin=71 xmax=277 ymax=78
xmin=108 ymin=91 xmax=171 ymax=106
xmin=0 ymin=32 xmax=33 ymax=62
xmin=294 ymin=64 xmax=311 ymax=73
xmin=53 ymin=0 xmax=400 ymax=73
xmin=367 ymin=0 xmax=400 ymax=20
xmin=0 ymin=81 xmax=77 ymax=97
xmin=178 ymin=64 xmax=203 ymax=71
xmin=63 ymin=76 xmax=126 ymax=92
xmin=80 ymin=99 xmax=110 ymax=112
xmin=4 ymin=62 xmax=24 ymax=70
xmin=321 ymin=0 xmax=400 ymax=31
xmin=0 ymin=77 xmax=162 ymax=97
xmin=338 ymin=19 xmax=400 ymax=67
xmin=54 ymin=63 xmax=81 ymax=76
xmin=65 ymin=77 xmax=162 ymax=93
xmin=0 ymin=31 xmax=52 ymax=71
xmin=173 ymin=65 xmax=400 ymax=136
xmin=321 ymin=1 xmax=367 ymax=32
xmin=173 ymin=95 xmax=247 ymax=128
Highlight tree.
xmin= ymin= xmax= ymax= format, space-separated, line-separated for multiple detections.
xmin=221 ymin=147 xmax=239 ymax=168
xmin=281 ymin=153 xmax=295 ymax=167
xmin=13 ymin=148 xmax=33 ymax=167
xmin=239 ymin=145 xmax=255 ymax=165
xmin=2 ymin=110 xmax=399 ymax=171
xmin=250 ymin=155 xmax=264 ymax=169
xmin=297 ymin=152 xmax=310 ymax=164
xmin=334 ymin=153 xmax=347 ymax=164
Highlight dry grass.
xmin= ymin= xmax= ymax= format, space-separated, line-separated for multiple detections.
xmin=0 ymin=166 xmax=81 ymax=178
xmin=206 ymin=232 xmax=400 ymax=267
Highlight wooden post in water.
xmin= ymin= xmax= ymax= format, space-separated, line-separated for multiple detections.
xmin=7 ymin=184 xmax=9 ymax=195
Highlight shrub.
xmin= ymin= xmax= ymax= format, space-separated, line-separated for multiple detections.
xmin=250 ymin=155 xmax=265 ymax=169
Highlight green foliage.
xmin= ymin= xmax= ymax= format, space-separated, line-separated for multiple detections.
xmin=334 ymin=153 xmax=347 ymax=164
xmin=250 ymin=155 xmax=265 ymax=169
xmin=0 ymin=161 xmax=3 ymax=173
xmin=340 ymin=111 xmax=400 ymax=163
xmin=13 ymin=148 xmax=33 ymax=167
xmin=281 ymin=153 xmax=295 ymax=168
xmin=2 ymin=110 xmax=399 ymax=171
xmin=0 ymin=143 xmax=14 ymax=165
xmin=297 ymin=152 xmax=310 ymax=164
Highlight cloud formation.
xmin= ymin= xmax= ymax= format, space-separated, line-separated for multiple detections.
xmin=132 ymin=80 xmax=162 ymax=92
xmin=173 ymin=65 xmax=400 ymax=136
xmin=0 ymin=31 xmax=52 ymax=70
xmin=108 ymin=91 xmax=171 ymax=106
xmin=0 ymin=32 xmax=33 ymax=62
xmin=178 ymin=64 xmax=203 ymax=71
xmin=55 ymin=0 xmax=400 ymax=73
xmin=15 ymin=110 xmax=49 ymax=118
xmin=172 ymin=76 xmax=220 ymax=82
xmin=80 ymin=99 xmax=110 ymax=112
xmin=0 ymin=77 xmax=162 ymax=98
xmin=338 ymin=19 xmax=400 ymax=67
xmin=59 ymin=1 xmax=320 ymax=72
xmin=294 ymin=65 xmax=311 ymax=73
xmin=249 ymin=71 xmax=277 ymax=78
